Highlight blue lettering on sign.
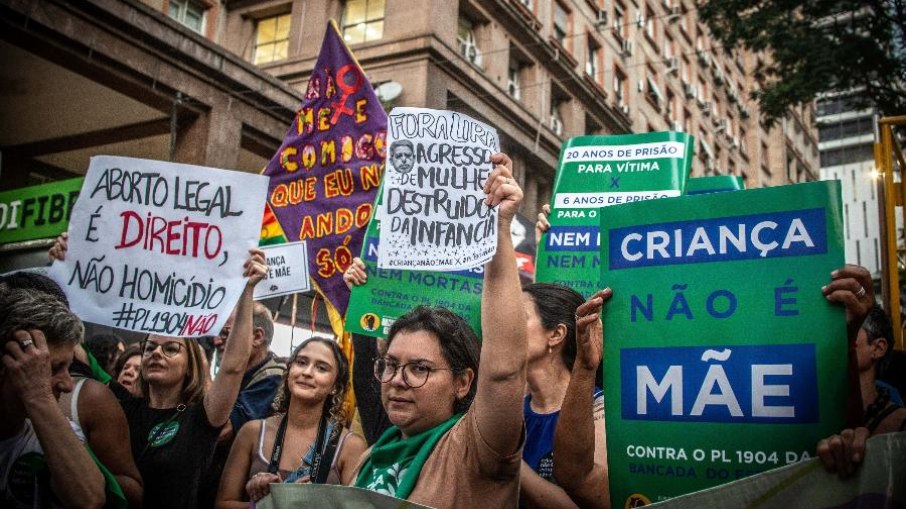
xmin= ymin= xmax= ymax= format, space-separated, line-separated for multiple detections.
xmin=620 ymin=344 xmax=818 ymax=424
xmin=545 ymin=226 xmax=600 ymax=252
xmin=364 ymin=237 xmax=482 ymax=278
xmin=609 ymin=208 xmax=827 ymax=269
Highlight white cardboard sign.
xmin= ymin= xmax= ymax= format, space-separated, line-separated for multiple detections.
xmin=378 ymin=107 xmax=499 ymax=271
xmin=253 ymin=241 xmax=310 ymax=300
xmin=48 ymin=156 xmax=268 ymax=337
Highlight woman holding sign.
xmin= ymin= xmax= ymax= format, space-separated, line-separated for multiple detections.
xmin=119 ymin=249 xmax=267 ymax=509
xmin=341 ymin=153 xmax=528 ymax=507
xmin=215 ymin=337 xmax=366 ymax=507
xmin=49 ymin=240 xmax=269 ymax=509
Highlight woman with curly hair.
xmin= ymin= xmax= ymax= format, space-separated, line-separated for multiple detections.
xmin=215 ymin=337 xmax=366 ymax=507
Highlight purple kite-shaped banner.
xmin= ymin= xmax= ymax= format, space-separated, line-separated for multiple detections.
xmin=264 ymin=21 xmax=386 ymax=327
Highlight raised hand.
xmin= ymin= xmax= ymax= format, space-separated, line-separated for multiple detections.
xmin=483 ymin=153 xmax=523 ymax=223
xmin=574 ymin=289 xmax=612 ymax=372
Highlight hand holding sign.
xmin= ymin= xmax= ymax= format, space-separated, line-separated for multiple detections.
xmin=817 ymin=427 xmax=870 ymax=479
xmin=244 ymin=248 xmax=268 ymax=288
xmin=575 ymin=288 xmax=611 ymax=372
xmin=483 ymin=153 xmax=522 ymax=223
xmin=822 ymin=264 xmax=875 ymax=341
xmin=342 ymin=257 xmax=367 ymax=290
xmin=48 ymin=232 xmax=68 ymax=262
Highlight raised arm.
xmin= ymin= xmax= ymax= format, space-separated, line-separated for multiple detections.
xmin=474 ymin=152 xmax=527 ymax=456
xmin=4 ymin=330 xmax=106 ymax=509
xmin=204 ymin=249 xmax=267 ymax=427
xmin=553 ymin=289 xmax=612 ymax=509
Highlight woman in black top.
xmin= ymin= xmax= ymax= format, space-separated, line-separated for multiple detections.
xmin=116 ymin=249 xmax=267 ymax=509
xmin=48 ymin=243 xmax=267 ymax=509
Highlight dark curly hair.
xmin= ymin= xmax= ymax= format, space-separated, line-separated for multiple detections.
xmin=271 ymin=337 xmax=350 ymax=425
xmin=385 ymin=306 xmax=480 ymax=414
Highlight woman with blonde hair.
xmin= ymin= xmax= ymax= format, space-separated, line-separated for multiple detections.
xmin=216 ymin=337 xmax=366 ymax=508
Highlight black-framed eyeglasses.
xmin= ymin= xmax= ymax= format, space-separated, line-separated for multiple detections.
xmin=141 ymin=340 xmax=185 ymax=358
xmin=392 ymin=152 xmax=414 ymax=160
xmin=373 ymin=357 xmax=452 ymax=389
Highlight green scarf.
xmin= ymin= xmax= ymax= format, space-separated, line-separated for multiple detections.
xmin=355 ymin=413 xmax=462 ymax=499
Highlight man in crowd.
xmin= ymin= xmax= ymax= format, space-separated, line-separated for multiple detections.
xmin=212 ymin=302 xmax=285 ymax=434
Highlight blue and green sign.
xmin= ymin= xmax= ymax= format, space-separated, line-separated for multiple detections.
xmin=600 ymin=181 xmax=847 ymax=506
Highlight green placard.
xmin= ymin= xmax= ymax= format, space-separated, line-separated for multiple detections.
xmin=0 ymin=177 xmax=84 ymax=244
xmin=344 ymin=189 xmax=483 ymax=338
xmin=535 ymin=132 xmax=693 ymax=297
xmin=685 ymin=175 xmax=745 ymax=195
xmin=600 ymin=181 xmax=846 ymax=507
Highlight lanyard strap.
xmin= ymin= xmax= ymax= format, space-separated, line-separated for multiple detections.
xmin=267 ymin=414 xmax=289 ymax=474
xmin=268 ymin=410 xmax=336 ymax=482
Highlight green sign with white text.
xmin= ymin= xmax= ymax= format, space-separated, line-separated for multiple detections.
xmin=535 ymin=132 xmax=693 ymax=297
xmin=0 ymin=178 xmax=84 ymax=244
xmin=600 ymin=181 xmax=846 ymax=507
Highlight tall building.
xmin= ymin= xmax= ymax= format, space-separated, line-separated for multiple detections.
xmin=817 ymin=91 xmax=882 ymax=275
xmin=2 ymin=0 xmax=819 ymax=211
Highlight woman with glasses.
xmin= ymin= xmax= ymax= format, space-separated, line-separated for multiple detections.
xmin=114 ymin=249 xmax=267 ymax=509
xmin=215 ymin=337 xmax=366 ymax=507
xmin=341 ymin=153 xmax=528 ymax=507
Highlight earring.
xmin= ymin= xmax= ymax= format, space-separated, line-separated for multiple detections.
xmin=548 ymin=345 xmax=552 ymax=355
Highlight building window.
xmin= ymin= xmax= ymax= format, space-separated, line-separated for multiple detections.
xmin=613 ymin=65 xmax=627 ymax=105
xmin=253 ymin=14 xmax=291 ymax=65
xmin=507 ymin=60 xmax=522 ymax=100
xmin=342 ymin=0 xmax=384 ymax=44
xmin=644 ymin=3 xmax=656 ymax=44
xmin=645 ymin=72 xmax=662 ymax=110
xmin=458 ymin=17 xmax=483 ymax=67
xmin=553 ymin=2 xmax=570 ymax=48
xmin=169 ymin=0 xmax=206 ymax=33
xmin=519 ymin=0 xmax=534 ymax=9
xmin=613 ymin=1 xmax=627 ymax=41
xmin=586 ymin=37 xmax=600 ymax=81
xmin=549 ymin=99 xmax=565 ymax=136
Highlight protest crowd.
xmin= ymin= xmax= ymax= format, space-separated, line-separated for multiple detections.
xmin=0 ymin=144 xmax=903 ymax=509
xmin=1 ymin=24 xmax=905 ymax=505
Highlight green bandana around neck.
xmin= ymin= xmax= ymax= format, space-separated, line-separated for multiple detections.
xmin=354 ymin=413 xmax=463 ymax=499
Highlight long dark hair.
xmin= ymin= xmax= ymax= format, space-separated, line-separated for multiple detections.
xmin=271 ymin=337 xmax=350 ymax=425
xmin=386 ymin=306 xmax=480 ymax=414
xmin=522 ymin=283 xmax=585 ymax=371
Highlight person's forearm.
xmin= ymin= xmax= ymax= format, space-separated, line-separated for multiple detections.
xmin=553 ymin=366 xmax=600 ymax=505
xmin=520 ymin=462 xmax=579 ymax=509
xmin=115 ymin=475 xmax=143 ymax=509
xmin=481 ymin=217 xmax=525 ymax=378
xmin=27 ymin=396 xmax=105 ymax=509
